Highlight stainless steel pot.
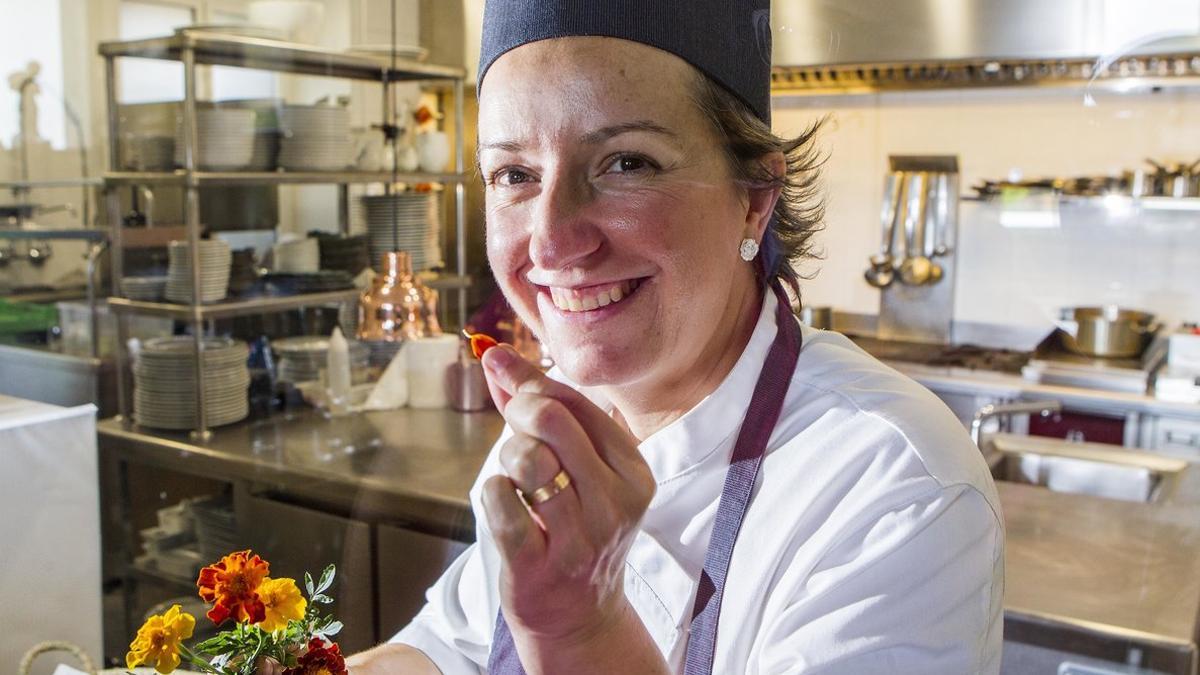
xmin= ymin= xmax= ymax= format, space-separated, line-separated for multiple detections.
xmin=799 ymin=306 xmax=832 ymax=330
xmin=1055 ymin=306 xmax=1159 ymax=358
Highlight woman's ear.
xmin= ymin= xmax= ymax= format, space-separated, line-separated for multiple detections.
xmin=743 ymin=150 xmax=786 ymax=240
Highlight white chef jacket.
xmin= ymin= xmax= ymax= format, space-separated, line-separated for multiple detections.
xmin=393 ymin=291 xmax=1004 ymax=674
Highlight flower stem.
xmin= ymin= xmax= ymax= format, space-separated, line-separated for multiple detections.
xmin=180 ymin=644 xmax=225 ymax=674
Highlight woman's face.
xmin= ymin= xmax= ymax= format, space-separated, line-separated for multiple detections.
xmin=478 ymin=38 xmax=766 ymax=392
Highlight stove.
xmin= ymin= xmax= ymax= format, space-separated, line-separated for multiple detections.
xmin=1020 ymin=329 xmax=1165 ymax=394
xmin=847 ymin=335 xmax=1031 ymax=375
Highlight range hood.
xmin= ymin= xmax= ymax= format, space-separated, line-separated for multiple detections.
xmin=770 ymin=0 xmax=1200 ymax=94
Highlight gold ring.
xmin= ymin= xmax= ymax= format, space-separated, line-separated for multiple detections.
xmin=519 ymin=469 xmax=572 ymax=506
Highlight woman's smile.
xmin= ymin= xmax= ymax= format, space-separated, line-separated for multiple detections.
xmin=544 ymin=277 xmax=646 ymax=313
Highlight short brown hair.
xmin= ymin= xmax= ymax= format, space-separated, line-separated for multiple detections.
xmin=689 ymin=73 xmax=826 ymax=292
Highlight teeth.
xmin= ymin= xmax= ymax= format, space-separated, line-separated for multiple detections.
xmin=549 ymin=279 xmax=640 ymax=313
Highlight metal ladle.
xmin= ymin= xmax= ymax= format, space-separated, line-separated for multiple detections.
xmin=899 ymin=172 xmax=939 ymax=286
xmin=864 ymin=172 xmax=906 ymax=288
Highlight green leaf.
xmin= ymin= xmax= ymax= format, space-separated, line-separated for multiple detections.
xmin=304 ymin=571 xmax=315 ymax=596
xmin=315 ymin=564 xmax=336 ymax=595
xmin=318 ymin=620 xmax=343 ymax=637
xmin=312 ymin=594 xmax=334 ymax=604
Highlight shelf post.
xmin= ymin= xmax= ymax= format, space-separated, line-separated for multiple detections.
xmin=104 ymin=55 xmax=133 ymax=428
xmin=181 ymin=39 xmax=211 ymax=441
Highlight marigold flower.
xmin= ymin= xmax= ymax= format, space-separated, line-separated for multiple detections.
xmin=196 ymin=549 xmax=270 ymax=625
xmin=256 ymin=577 xmax=308 ymax=632
xmin=283 ymin=637 xmax=347 ymax=675
xmin=126 ymin=604 xmax=195 ymax=674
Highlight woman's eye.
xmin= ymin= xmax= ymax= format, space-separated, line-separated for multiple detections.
xmin=604 ymin=154 xmax=657 ymax=175
xmin=491 ymin=168 xmax=535 ymax=187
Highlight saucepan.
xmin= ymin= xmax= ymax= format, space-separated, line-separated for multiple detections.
xmin=1055 ymin=306 xmax=1159 ymax=358
xmin=798 ymin=306 xmax=832 ymax=330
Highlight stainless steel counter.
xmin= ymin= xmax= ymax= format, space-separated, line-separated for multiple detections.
xmin=98 ymin=407 xmax=503 ymax=541
xmin=1001 ymin=473 xmax=1200 ymax=670
xmin=99 ymin=407 xmax=1200 ymax=670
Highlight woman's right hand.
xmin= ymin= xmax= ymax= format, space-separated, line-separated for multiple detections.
xmin=479 ymin=345 xmax=660 ymax=658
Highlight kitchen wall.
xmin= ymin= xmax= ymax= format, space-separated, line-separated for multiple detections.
xmin=774 ymin=84 xmax=1200 ymax=346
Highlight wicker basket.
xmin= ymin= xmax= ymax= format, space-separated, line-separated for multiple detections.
xmin=19 ymin=641 xmax=96 ymax=675
xmin=18 ymin=641 xmax=160 ymax=675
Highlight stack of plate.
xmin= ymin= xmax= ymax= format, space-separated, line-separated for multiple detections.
xmin=173 ymin=109 xmax=256 ymax=170
xmin=124 ymin=135 xmax=175 ymax=171
xmin=165 ymin=239 xmax=232 ymax=304
xmin=262 ymin=271 xmax=354 ymax=295
xmin=188 ymin=495 xmax=239 ymax=561
xmin=278 ymin=105 xmax=353 ymax=171
xmin=274 ymin=335 xmax=370 ymax=384
xmin=133 ymin=336 xmax=250 ymax=430
xmin=122 ymin=276 xmax=168 ymax=301
xmin=363 ymin=193 xmax=442 ymax=272
xmin=316 ymin=234 xmax=371 ymax=274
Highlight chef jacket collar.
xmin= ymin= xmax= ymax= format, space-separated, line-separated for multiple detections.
xmin=552 ymin=289 xmax=781 ymax=483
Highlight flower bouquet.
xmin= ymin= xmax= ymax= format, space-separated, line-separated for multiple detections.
xmin=126 ymin=550 xmax=346 ymax=675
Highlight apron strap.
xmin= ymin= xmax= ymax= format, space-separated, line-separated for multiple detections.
xmin=488 ymin=282 xmax=802 ymax=675
xmin=683 ymin=282 xmax=801 ymax=674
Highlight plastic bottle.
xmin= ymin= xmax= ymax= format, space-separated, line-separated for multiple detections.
xmin=326 ymin=326 xmax=352 ymax=416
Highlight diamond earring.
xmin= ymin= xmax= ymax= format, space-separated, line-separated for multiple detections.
xmin=739 ymin=238 xmax=759 ymax=261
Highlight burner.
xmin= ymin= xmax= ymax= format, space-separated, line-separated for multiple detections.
xmin=926 ymin=344 xmax=1031 ymax=374
xmin=1021 ymin=329 xmax=1165 ymax=394
xmin=847 ymin=335 xmax=1031 ymax=374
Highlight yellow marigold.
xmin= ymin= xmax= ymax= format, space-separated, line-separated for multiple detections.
xmin=257 ymin=577 xmax=308 ymax=632
xmin=126 ymin=604 xmax=195 ymax=674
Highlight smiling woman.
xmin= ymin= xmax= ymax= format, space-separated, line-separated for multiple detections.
xmin=346 ymin=2 xmax=1005 ymax=674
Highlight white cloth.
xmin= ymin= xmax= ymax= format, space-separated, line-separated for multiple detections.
xmin=393 ymin=292 xmax=1004 ymax=674
xmin=0 ymin=396 xmax=102 ymax=675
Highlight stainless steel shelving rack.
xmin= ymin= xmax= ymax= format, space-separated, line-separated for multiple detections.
xmin=99 ymin=29 xmax=468 ymax=438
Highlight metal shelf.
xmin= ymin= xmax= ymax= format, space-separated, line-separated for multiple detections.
xmin=0 ymin=228 xmax=107 ymax=241
xmin=108 ymin=289 xmax=359 ymax=320
xmin=0 ymin=178 xmax=103 ymax=190
xmin=98 ymin=30 xmax=464 ymax=82
xmin=103 ymin=169 xmax=469 ymax=186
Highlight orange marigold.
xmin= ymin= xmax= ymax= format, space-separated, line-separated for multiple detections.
xmin=196 ymin=550 xmax=270 ymax=625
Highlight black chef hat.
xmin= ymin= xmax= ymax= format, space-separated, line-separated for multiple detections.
xmin=477 ymin=0 xmax=774 ymax=124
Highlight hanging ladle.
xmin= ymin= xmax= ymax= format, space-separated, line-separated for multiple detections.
xmin=899 ymin=172 xmax=940 ymax=286
xmin=864 ymin=172 xmax=905 ymax=288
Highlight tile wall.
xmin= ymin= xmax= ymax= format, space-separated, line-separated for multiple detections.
xmin=773 ymin=84 xmax=1200 ymax=345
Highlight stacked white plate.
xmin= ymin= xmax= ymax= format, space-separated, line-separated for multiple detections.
xmin=278 ymin=105 xmax=353 ymax=171
xmin=274 ymin=335 xmax=370 ymax=384
xmin=363 ymin=192 xmax=442 ymax=272
xmin=165 ymin=239 xmax=232 ymax=304
xmin=122 ymin=275 xmax=168 ymax=301
xmin=133 ymin=337 xmax=250 ymax=430
xmin=124 ymin=135 xmax=175 ymax=171
xmin=173 ymin=108 xmax=256 ymax=170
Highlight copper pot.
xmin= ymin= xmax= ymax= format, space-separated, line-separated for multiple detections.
xmin=357 ymin=251 xmax=426 ymax=341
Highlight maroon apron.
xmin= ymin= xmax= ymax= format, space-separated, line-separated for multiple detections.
xmin=488 ymin=282 xmax=802 ymax=674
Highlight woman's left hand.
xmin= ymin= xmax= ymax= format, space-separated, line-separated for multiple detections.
xmin=479 ymin=344 xmax=657 ymax=648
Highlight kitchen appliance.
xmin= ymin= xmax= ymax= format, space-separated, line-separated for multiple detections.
xmin=1055 ymin=306 xmax=1159 ymax=358
xmin=870 ymin=155 xmax=960 ymax=344
xmin=1166 ymin=324 xmax=1200 ymax=369
xmin=847 ymin=335 xmax=1031 ymax=375
xmin=1022 ymin=329 xmax=1165 ymax=394
xmin=1157 ymin=325 xmax=1200 ymax=403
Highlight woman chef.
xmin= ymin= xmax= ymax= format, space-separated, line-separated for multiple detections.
xmin=348 ymin=1 xmax=1003 ymax=672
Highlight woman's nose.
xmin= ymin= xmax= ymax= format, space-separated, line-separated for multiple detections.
xmin=528 ymin=175 xmax=603 ymax=271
